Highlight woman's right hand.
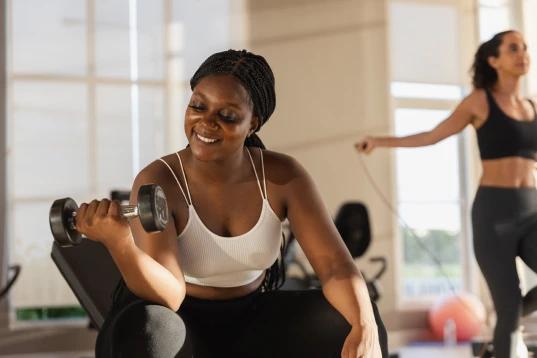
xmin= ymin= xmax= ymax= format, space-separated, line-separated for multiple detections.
xmin=75 ymin=199 xmax=133 ymax=250
xmin=355 ymin=136 xmax=377 ymax=154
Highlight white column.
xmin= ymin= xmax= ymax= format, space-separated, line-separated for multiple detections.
xmin=0 ymin=0 xmax=8 ymax=329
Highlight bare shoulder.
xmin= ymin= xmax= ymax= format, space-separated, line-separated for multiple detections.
xmin=464 ymin=88 xmax=487 ymax=107
xmin=463 ymin=88 xmax=488 ymax=124
xmin=259 ymin=149 xmax=308 ymax=186
xmin=135 ymin=156 xmax=173 ymax=184
xmin=132 ymin=150 xmax=188 ymax=193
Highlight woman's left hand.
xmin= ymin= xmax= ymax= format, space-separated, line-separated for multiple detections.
xmin=341 ymin=323 xmax=382 ymax=358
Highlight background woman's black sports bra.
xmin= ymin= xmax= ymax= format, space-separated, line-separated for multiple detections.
xmin=476 ymin=90 xmax=537 ymax=161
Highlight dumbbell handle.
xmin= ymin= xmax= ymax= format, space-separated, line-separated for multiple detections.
xmin=69 ymin=204 xmax=140 ymax=229
xmin=121 ymin=205 xmax=139 ymax=218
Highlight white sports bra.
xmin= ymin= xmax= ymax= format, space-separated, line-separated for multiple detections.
xmin=158 ymin=148 xmax=283 ymax=287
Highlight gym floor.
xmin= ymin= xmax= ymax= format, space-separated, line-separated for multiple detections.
xmin=0 ymin=320 xmax=474 ymax=357
xmin=396 ymin=344 xmax=472 ymax=357
xmin=0 ymin=353 xmax=92 ymax=358
xmin=0 ymin=347 xmax=472 ymax=358
xmin=0 ymin=322 xmax=473 ymax=358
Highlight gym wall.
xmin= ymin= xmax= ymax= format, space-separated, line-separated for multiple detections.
xmin=246 ymin=0 xmax=397 ymax=313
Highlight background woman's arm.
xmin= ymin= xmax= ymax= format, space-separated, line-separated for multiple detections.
xmin=357 ymin=91 xmax=480 ymax=152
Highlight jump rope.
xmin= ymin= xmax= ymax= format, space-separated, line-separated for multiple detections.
xmin=355 ymin=151 xmax=493 ymax=357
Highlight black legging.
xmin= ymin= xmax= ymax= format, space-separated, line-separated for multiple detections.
xmin=96 ymin=281 xmax=389 ymax=358
xmin=472 ymin=186 xmax=537 ymax=358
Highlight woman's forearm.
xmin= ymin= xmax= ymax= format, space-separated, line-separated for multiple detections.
xmin=105 ymin=237 xmax=185 ymax=311
xmin=376 ymin=131 xmax=436 ymax=148
xmin=321 ymin=264 xmax=376 ymax=327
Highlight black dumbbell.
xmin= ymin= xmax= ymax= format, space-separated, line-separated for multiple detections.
xmin=49 ymin=184 xmax=169 ymax=247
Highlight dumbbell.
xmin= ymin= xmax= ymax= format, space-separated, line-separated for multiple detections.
xmin=49 ymin=184 xmax=169 ymax=247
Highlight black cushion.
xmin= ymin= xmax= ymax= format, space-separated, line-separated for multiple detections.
xmin=51 ymin=240 xmax=120 ymax=330
xmin=334 ymin=202 xmax=371 ymax=258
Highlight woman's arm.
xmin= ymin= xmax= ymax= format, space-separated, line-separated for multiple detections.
xmin=75 ymin=162 xmax=186 ymax=311
xmin=357 ymin=91 xmax=479 ymax=153
xmin=282 ymin=156 xmax=376 ymax=331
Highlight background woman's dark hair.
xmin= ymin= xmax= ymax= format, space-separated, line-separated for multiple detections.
xmin=471 ymin=30 xmax=515 ymax=89
xmin=190 ymin=50 xmax=285 ymax=291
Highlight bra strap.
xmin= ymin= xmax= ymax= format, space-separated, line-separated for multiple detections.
xmin=175 ymin=152 xmax=193 ymax=205
xmin=158 ymin=158 xmax=191 ymax=206
xmin=245 ymin=148 xmax=266 ymax=200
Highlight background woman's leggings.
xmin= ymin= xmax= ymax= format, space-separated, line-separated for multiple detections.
xmin=95 ymin=281 xmax=389 ymax=358
xmin=472 ymin=186 xmax=537 ymax=358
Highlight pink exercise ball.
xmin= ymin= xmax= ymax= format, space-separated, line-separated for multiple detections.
xmin=428 ymin=293 xmax=486 ymax=341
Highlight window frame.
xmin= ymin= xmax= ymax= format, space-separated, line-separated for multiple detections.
xmin=5 ymin=0 xmax=179 ymax=325
xmin=392 ymin=89 xmax=474 ymax=310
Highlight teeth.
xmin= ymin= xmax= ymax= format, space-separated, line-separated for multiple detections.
xmin=196 ymin=133 xmax=217 ymax=143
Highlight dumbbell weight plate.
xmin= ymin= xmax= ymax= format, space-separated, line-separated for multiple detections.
xmin=138 ymin=184 xmax=168 ymax=232
xmin=49 ymin=198 xmax=83 ymax=247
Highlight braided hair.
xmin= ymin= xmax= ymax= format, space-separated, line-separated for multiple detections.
xmin=471 ymin=30 xmax=515 ymax=89
xmin=190 ymin=49 xmax=276 ymax=147
xmin=190 ymin=50 xmax=285 ymax=291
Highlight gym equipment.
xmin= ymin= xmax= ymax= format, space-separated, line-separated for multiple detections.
xmin=50 ymin=188 xmax=134 ymax=330
xmin=110 ymin=189 xmax=130 ymax=203
xmin=49 ymin=184 xmax=168 ymax=247
xmin=334 ymin=202 xmax=387 ymax=301
xmin=51 ymin=239 xmax=120 ymax=330
xmin=0 ymin=264 xmax=21 ymax=300
xmin=428 ymin=293 xmax=486 ymax=341
xmin=335 ymin=202 xmax=371 ymax=257
xmin=282 ymin=201 xmax=387 ymax=302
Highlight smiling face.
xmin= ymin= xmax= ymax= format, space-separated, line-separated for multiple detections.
xmin=185 ymin=74 xmax=260 ymax=162
xmin=488 ymin=31 xmax=530 ymax=76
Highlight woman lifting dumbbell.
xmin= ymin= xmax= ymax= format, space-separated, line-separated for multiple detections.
xmin=357 ymin=30 xmax=536 ymax=358
xmin=66 ymin=50 xmax=388 ymax=358
xmin=49 ymin=184 xmax=168 ymax=247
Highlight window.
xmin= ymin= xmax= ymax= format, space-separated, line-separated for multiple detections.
xmin=394 ymin=105 xmax=465 ymax=303
xmin=478 ymin=0 xmax=512 ymax=41
xmin=7 ymin=0 xmax=235 ymax=323
xmin=389 ymin=1 xmax=470 ymax=307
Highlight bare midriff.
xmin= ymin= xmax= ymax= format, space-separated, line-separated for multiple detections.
xmin=480 ymin=157 xmax=537 ymax=188
xmin=185 ymin=272 xmax=265 ymax=300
